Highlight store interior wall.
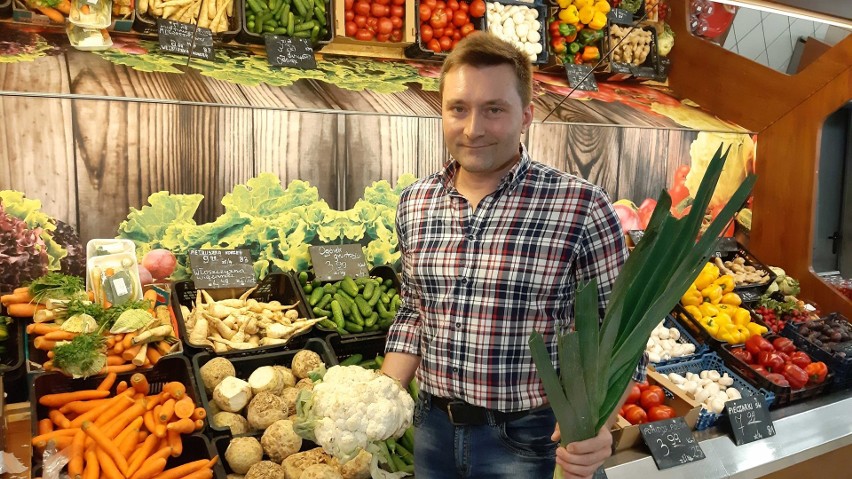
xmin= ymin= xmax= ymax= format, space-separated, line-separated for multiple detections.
xmin=812 ymin=104 xmax=849 ymax=275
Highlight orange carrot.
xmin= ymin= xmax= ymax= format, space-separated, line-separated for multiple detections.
xmin=117 ymin=380 xmax=129 ymax=394
xmin=1 ymin=290 xmax=33 ymax=305
xmin=100 ymin=363 xmax=137 ymax=374
xmin=146 ymin=391 xmax=169 ymax=411
xmin=155 ymin=422 xmax=167 ymax=439
xmin=190 ymin=406 xmax=207 ymax=421
xmin=33 ymin=336 xmax=57 ymax=351
xmin=146 ymin=346 xmax=162 ymax=365
xmin=123 ymin=344 xmax=143 ymax=361
xmin=131 ymin=373 xmax=150 ymax=395
xmin=127 ymin=434 xmax=159 ymax=478
xmin=27 ymin=323 xmax=60 ymax=335
xmin=149 ymin=459 xmax=210 ymax=479
xmin=55 ymin=0 xmax=71 ymax=14
xmin=73 ymin=392 xmax=134 ymax=428
xmin=82 ymin=421 xmax=129 ymax=476
xmin=165 ymin=417 xmax=195 ymax=434
xmin=106 ymin=336 xmax=117 ymax=348
xmin=166 ymin=429 xmax=182 ymax=457
xmin=13 ymin=286 xmax=30 ymax=294
xmin=47 ymin=350 xmax=55 ymax=359
xmin=138 ymin=430 xmax=149 ymax=443
xmin=83 ymin=447 xmax=100 ymax=479
xmin=130 ymin=457 xmax=167 ymax=479
xmin=43 ymin=330 xmax=78 ymax=341
xmin=123 ymin=332 xmax=138 ymax=350
xmin=32 ymin=428 xmax=81 ymax=448
xmin=7 ymin=302 xmax=44 ymax=317
xmin=117 ymin=417 xmax=144 ymax=459
xmin=49 ymin=409 xmax=72 ymax=429
xmin=95 ymin=443 xmax=124 ymax=479
xmin=103 ymin=399 xmax=147 ymax=439
xmin=40 ymin=390 xmax=110 ymax=408
xmin=62 ymin=398 xmax=111 ymax=415
xmin=97 ymin=372 xmax=118 ymax=392
xmin=106 ymin=355 xmax=125 ymax=366
xmin=67 ymin=430 xmax=86 ymax=479
xmin=113 ymin=340 xmax=125 ymax=355
xmin=156 ymin=341 xmax=173 ymax=356
xmin=87 ymin=290 xmax=95 ymax=301
xmin=38 ymin=418 xmax=54 ymax=435
xmin=143 ymin=289 xmax=158 ymax=308
xmin=162 ymin=382 xmax=185 ymax=400
xmin=158 ymin=398 xmax=175 ymax=423
xmin=43 ymin=360 xmax=54 ymax=371
xmin=194 ymin=419 xmax=204 ymax=431
xmin=178 ymin=468 xmax=213 ymax=479
xmin=173 ymin=396 xmax=195 ymax=419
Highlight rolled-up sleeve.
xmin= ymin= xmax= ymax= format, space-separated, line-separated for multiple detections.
xmin=385 ymin=193 xmax=421 ymax=357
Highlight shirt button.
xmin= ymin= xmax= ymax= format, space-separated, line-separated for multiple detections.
xmin=455 ymin=322 xmax=461 ymax=328
xmin=460 ymin=278 xmax=468 ymax=285
xmin=453 ymin=367 xmax=459 ymax=372
xmin=467 ymin=234 xmax=475 ymax=241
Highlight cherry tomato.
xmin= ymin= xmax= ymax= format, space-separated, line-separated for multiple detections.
xmin=344 ymin=10 xmax=354 ymax=21
xmin=376 ymin=32 xmax=391 ymax=41
xmin=353 ymin=14 xmax=367 ymax=27
xmin=390 ymin=29 xmax=402 ymax=41
xmin=460 ymin=22 xmax=475 ymax=36
xmin=353 ymin=1 xmax=370 ymax=16
xmin=626 ymin=384 xmax=641 ymax=404
xmin=430 ymin=8 xmax=448 ymax=28
xmin=371 ymin=2 xmax=389 ymax=17
xmin=468 ymin=0 xmax=485 ymax=17
xmin=447 ymin=0 xmax=459 ymax=11
xmin=452 ymin=9 xmax=468 ymax=26
xmin=427 ymin=38 xmax=441 ymax=53
xmin=378 ymin=17 xmax=394 ymax=34
xmin=355 ymin=29 xmax=374 ymax=41
xmin=391 ymin=15 xmax=403 ymax=28
xmin=439 ymin=35 xmax=452 ymax=51
xmin=421 ymin=24 xmax=434 ymax=42
xmin=432 ymin=27 xmax=444 ymax=38
xmin=391 ymin=5 xmax=404 ymax=18
xmin=639 ymin=389 xmax=664 ymax=410
xmin=344 ymin=0 xmax=353 ymax=10
xmin=623 ymin=404 xmax=648 ymax=425
xmin=345 ymin=21 xmax=358 ymax=36
xmin=647 ymin=405 xmax=676 ymax=422
xmin=419 ymin=4 xmax=431 ymax=21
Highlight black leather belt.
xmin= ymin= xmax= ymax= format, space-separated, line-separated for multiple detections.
xmin=431 ymin=396 xmax=532 ymax=426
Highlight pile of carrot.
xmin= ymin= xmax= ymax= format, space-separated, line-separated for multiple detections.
xmin=34 ymin=372 xmax=216 ymax=479
xmin=1 ymin=286 xmax=45 ymax=318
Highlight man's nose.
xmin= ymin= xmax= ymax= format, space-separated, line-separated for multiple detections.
xmin=464 ymin=110 xmax=484 ymax=138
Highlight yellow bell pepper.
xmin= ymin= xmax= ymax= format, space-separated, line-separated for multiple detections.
xmin=559 ymin=5 xmax=580 ymax=24
xmin=719 ymin=331 xmax=736 ymax=343
xmin=715 ymin=312 xmax=732 ymax=327
xmin=746 ymin=322 xmax=768 ymax=337
xmin=578 ymin=5 xmax=594 ymax=24
xmin=720 ymin=292 xmax=741 ymax=306
xmin=589 ymin=11 xmax=607 ymax=30
xmin=573 ymin=0 xmax=591 ymax=9
xmin=701 ymin=284 xmax=723 ymax=304
xmin=733 ymin=308 xmax=751 ymax=326
xmin=694 ymin=264 xmax=719 ymax=290
xmin=681 ymin=288 xmax=703 ymax=306
xmin=700 ymin=317 xmax=720 ymax=336
xmin=684 ymin=305 xmax=702 ymax=321
xmin=556 ymin=0 xmax=572 ymax=9
xmin=735 ymin=325 xmax=751 ymax=343
xmin=714 ymin=275 xmax=735 ymax=294
xmin=594 ymin=0 xmax=610 ymax=13
xmin=699 ymin=303 xmax=719 ymax=318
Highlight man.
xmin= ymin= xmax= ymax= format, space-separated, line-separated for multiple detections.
xmin=381 ymin=33 xmax=645 ymax=479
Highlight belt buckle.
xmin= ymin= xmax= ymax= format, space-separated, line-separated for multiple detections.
xmin=446 ymin=400 xmax=468 ymax=426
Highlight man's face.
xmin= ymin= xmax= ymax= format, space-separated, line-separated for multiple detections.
xmin=441 ymin=63 xmax=534 ymax=178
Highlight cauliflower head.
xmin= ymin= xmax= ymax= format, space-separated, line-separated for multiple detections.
xmin=296 ymin=365 xmax=414 ymax=462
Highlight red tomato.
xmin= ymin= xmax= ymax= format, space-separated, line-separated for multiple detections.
xmin=391 ymin=5 xmax=404 ymax=18
xmin=355 ymin=29 xmax=374 ymax=40
xmin=344 ymin=0 xmax=353 ymax=10
xmin=422 ymin=0 xmax=436 ymax=7
xmin=366 ymin=16 xmax=379 ymax=32
xmin=427 ymin=38 xmax=441 ymax=53
xmin=345 ymin=21 xmax=358 ymax=36
xmin=432 ymin=27 xmax=444 ymax=38
xmin=353 ymin=14 xmax=367 ymax=27
xmin=391 ymin=15 xmax=403 ymax=28
xmin=451 ymin=38 xmax=459 ymax=49
xmin=421 ymin=24 xmax=434 ymax=42
xmin=444 ymin=24 xmax=454 ymax=37
xmin=390 ymin=29 xmax=402 ymax=41
xmin=374 ymin=0 xmax=390 ymax=5
xmin=647 ymin=405 xmax=676 ymax=422
xmin=646 ymin=385 xmax=664 ymax=396
xmin=439 ymin=35 xmax=452 ymax=51
xmin=378 ymin=17 xmax=394 ymax=34
xmin=626 ymin=384 xmax=641 ymax=405
xmin=447 ymin=0 xmax=459 ymax=11
xmin=353 ymin=1 xmax=370 ymax=16
xmin=436 ymin=1 xmax=446 ymax=9
xmin=639 ymin=389 xmax=664 ymax=410
xmin=371 ymin=3 xmax=389 ymax=17
xmin=344 ymin=10 xmax=354 ymax=21
xmin=419 ymin=4 xmax=432 ymax=21
xmin=452 ymin=9 xmax=468 ymax=26
xmin=468 ymin=0 xmax=485 ymax=17
xmin=430 ymin=8 xmax=448 ymax=28
xmin=458 ymin=0 xmax=467 ymax=11
xmin=376 ymin=32 xmax=391 ymax=41
xmin=453 ymin=30 xmax=461 ymax=40
xmin=392 ymin=0 xmax=405 ymax=4
xmin=623 ymin=405 xmax=648 ymax=425
xmin=460 ymin=22 xmax=475 ymax=36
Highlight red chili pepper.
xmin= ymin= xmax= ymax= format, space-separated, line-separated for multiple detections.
xmin=805 ymin=361 xmax=828 ymax=384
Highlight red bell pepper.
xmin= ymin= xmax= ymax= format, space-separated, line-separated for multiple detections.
xmin=772 ymin=337 xmax=795 ymax=354
xmin=805 ymin=361 xmax=828 ymax=384
xmin=790 ymin=351 xmax=811 ymax=368
xmin=759 ymin=351 xmax=785 ymax=372
xmin=782 ymin=363 xmax=808 ymax=389
xmin=764 ymin=373 xmax=789 ymax=388
xmin=745 ymin=335 xmax=774 ymax=355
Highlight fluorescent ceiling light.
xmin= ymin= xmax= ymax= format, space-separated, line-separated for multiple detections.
xmin=710 ymin=0 xmax=852 ymax=29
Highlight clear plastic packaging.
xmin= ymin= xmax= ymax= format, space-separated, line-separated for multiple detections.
xmin=87 ymin=253 xmax=143 ymax=306
xmin=67 ymin=23 xmax=113 ymax=51
xmin=69 ymin=0 xmax=112 ymax=28
xmin=86 ymin=238 xmax=135 ymax=259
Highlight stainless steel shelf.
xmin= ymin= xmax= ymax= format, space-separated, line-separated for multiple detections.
xmin=602 ymin=389 xmax=852 ymax=478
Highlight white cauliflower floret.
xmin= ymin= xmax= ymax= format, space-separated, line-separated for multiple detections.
xmin=300 ymin=366 xmax=414 ymax=461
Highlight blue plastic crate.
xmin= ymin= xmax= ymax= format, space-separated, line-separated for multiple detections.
xmin=654 ymin=353 xmax=775 ymax=430
xmin=651 ymin=315 xmax=710 ymax=367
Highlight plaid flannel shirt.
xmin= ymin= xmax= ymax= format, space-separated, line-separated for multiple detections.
xmin=386 ymin=145 xmax=648 ymax=412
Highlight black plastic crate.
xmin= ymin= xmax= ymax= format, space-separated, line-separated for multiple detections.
xmin=672 ymin=303 xmax=725 ymax=350
xmin=717 ymin=336 xmax=831 ymax=408
xmin=325 ymin=331 xmax=387 ymax=366
xmin=211 ymin=431 xmax=324 ymax=474
xmin=0 ymin=0 xmax=11 ymax=18
xmin=237 ymin=0 xmax=334 ymax=46
xmin=709 ymin=243 xmax=777 ymax=304
xmin=781 ymin=314 xmax=852 ymax=392
xmin=302 ymin=265 xmax=400 ymax=338
xmin=404 ymin=0 xmax=487 ymax=59
xmin=0 ymin=314 xmax=25 ymax=381
xmin=133 ymin=1 xmax=242 ymax=43
xmin=485 ymin=0 xmax=548 ymax=65
xmin=173 ymin=272 xmax=313 ymax=357
xmin=192 ymin=338 xmax=335 ymax=435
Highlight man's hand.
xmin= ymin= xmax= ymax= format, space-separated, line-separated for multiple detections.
xmin=551 ymin=424 xmax=612 ymax=479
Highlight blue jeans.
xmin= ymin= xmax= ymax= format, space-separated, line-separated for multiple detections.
xmin=413 ymin=392 xmax=557 ymax=478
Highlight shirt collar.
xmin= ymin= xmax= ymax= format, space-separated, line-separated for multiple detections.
xmin=439 ymin=144 xmax=531 ymax=193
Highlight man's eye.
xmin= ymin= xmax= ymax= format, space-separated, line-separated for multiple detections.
xmin=488 ymin=107 xmax=503 ymax=114
xmin=452 ymin=106 xmax=465 ymax=113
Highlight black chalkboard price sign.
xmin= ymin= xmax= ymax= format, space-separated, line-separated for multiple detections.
xmin=309 ymin=244 xmax=369 ymax=282
xmin=157 ymin=19 xmax=215 ymax=60
xmin=724 ymin=394 xmax=775 ymax=446
xmin=607 ymin=8 xmax=633 ymax=24
xmin=188 ymin=249 xmax=256 ymax=289
xmin=564 ymin=63 xmax=598 ymax=92
xmin=639 ymin=417 xmax=705 ymax=470
xmin=264 ymin=35 xmax=317 ymax=69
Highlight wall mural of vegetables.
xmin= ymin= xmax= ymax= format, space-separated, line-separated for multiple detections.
xmin=116 ymin=173 xmax=417 ymax=282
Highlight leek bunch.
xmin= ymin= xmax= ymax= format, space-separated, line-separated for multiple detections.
xmin=530 ymin=145 xmax=756 ymax=446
